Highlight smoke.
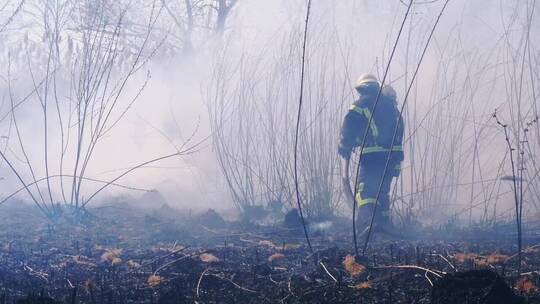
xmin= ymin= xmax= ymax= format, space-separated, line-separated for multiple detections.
xmin=0 ymin=0 xmax=539 ymax=226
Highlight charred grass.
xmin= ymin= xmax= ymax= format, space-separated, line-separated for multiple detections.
xmin=0 ymin=205 xmax=539 ymax=303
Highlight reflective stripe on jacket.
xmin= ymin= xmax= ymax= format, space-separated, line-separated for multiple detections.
xmin=349 ymin=104 xmax=403 ymax=154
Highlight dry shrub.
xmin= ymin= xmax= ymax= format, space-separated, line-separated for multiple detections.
xmin=455 ymin=252 xmax=508 ymax=267
xmin=283 ymin=243 xmax=301 ymax=250
xmin=147 ymin=275 xmax=162 ymax=287
xmin=485 ymin=253 xmax=509 ymax=265
xmin=268 ymin=253 xmax=286 ymax=263
xmin=72 ymin=255 xmax=84 ymax=263
xmin=154 ymin=244 xmax=185 ymax=253
xmin=474 ymin=258 xmax=489 ymax=268
xmin=353 ymin=282 xmax=372 ymax=289
xmin=454 ymin=253 xmax=478 ymax=263
xmin=462 ymin=253 xmax=510 ymax=268
xmin=259 ymin=240 xmax=275 ymax=247
xmin=343 ymin=255 xmax=365 ymax=277
xmin=101 ymin=248 xmax=122 ymax=262
xmin=524 ymin=245 xmax=540 ymax=253
xmin=200 ymin=253 xmax=220 ymax=263
xmin=72 ymin=255 xmax=96 ymax=267
xmin=111 ymin=257 xmax=122 ymax=266
xmin=258 ymin=240 xmax=301 ymax=250
xmin=515 ymin=277 xmax=537 ymax=294
xmin=127 ymin=260 xmax=141 ymax=268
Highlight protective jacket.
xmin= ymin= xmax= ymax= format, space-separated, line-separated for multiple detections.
xmin=338 ymin=93 xmax=404 ymax=163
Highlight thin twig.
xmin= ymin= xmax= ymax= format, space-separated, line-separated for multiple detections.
xmin=432 ymin=253 xmax=456 ymax=271
xmin=288 ymin=275 xmax=295 ymax=297
xmin=293 ymin=0 xmax=313 ymax=253
xmin=208 ymin=274 xmax=258 ymax=293
xmin=507 ymin=243 xmax=540 ymax=261
xmin=126 ymin=246 xmax=190 ymax=275
xmin=424 ymin=271 xmax=434 ymax=286
xmin=373 ymin=265 xmax=445 ymax=278
xmin=153 ymin=255 xmax=192 ymax=276
xmin=196 ymin=268 xmax=210 ymax=298
xmin=320 ymin=262 xmax=338 ymax=283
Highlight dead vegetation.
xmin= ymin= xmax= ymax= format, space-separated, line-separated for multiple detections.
xmin=0 ymin=205 xmax=538 ymax=303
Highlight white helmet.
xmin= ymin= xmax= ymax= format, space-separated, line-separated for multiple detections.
xmin=355 ymin=74 xmax=379 ymax=89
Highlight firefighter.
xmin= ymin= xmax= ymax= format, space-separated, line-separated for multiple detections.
xmin=338 ymin=74 xmax=404 ymax=235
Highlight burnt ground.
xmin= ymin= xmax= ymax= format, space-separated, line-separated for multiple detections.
xmin=0 ymin=203 xmax=540 ymax=304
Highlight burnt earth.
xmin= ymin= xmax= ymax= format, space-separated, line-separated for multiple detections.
xmin=0 ymin=204 xmax=540 ymax=303
xmin=431 ymin=270 xmax=523 ymax=304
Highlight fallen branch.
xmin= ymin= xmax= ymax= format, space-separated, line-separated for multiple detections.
xmin=432 ymin=253 xmax=456 ymax=271
xmin=208 ymin=273 xmax=258 ymax=293
xmin=0 ymin=174 xmax=152 ymax=206
xmin=320 ymin=262 xmax=338 ymax=283
xmin=196 ymin=268 xmax=210 ymax=298
xmin=23 ymin=265 xmax=48 ymax=282
xmin=424 ymin=271 xmax=434 ymax=286
xmin=507 ymin=243 xmax=540 ymax=261
xmin=153 ymin=255 xmax=192 ymax=276
xmin=125 ymin=246 xmax=190 ymax=275
xmin=373 ymin=265 xmax=445 ymax=278
xmin=288 ymin=275 xmax=296 ymax=297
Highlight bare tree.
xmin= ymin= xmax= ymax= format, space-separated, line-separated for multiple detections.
xmin=0 ymin=0 xmax=200 ymax=218
xmin=161 ymin=0 xmax=239 ymax=53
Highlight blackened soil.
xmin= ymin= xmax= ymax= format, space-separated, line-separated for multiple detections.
xmin=431 ymin=270 xmax=524 ymax=304
xmin=0 ymin=204 xmax=540 ymax=303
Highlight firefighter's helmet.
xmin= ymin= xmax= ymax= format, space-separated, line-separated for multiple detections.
xmin=355 ymin=74 xmax=379 ymax=89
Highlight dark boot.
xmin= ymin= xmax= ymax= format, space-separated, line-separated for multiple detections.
xmin=377 ymin=214 xmax=407 ymax=239
xmin=356 ymin=204 xmax=376 ymax=236
xmin=357 ymin=204 xmax=375 ymax=226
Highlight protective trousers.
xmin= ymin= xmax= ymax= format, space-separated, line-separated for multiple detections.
xmin=355 ymin=158 xmax=400 ymax=226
